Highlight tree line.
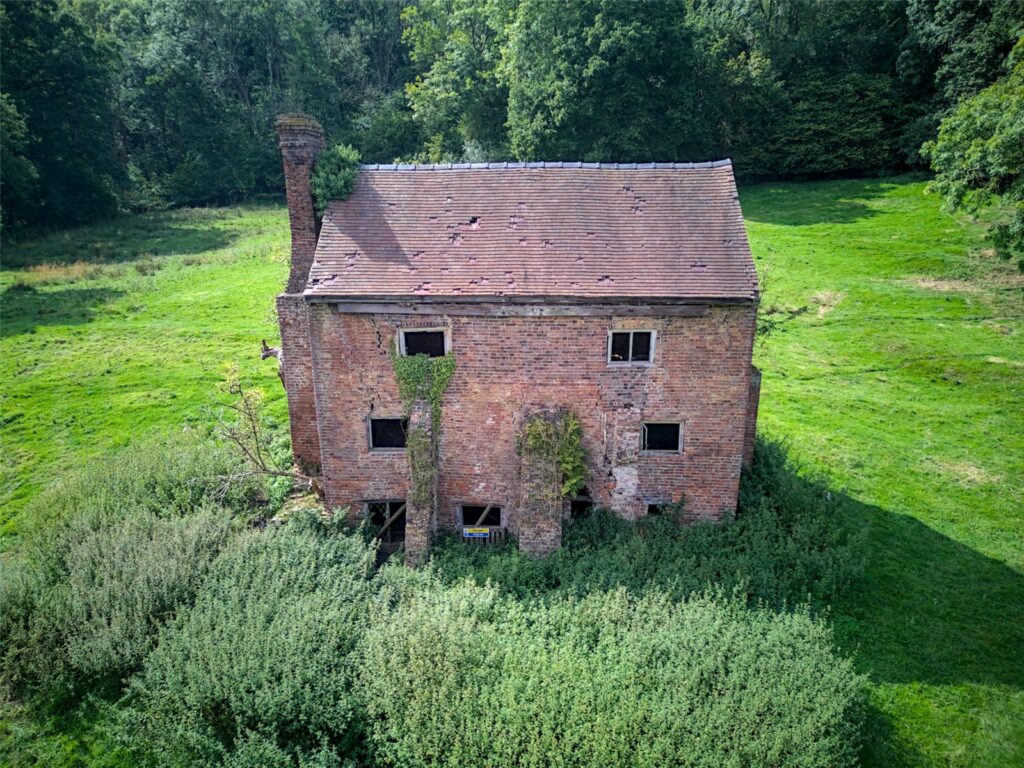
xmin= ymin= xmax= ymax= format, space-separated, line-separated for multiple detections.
xmin=1 ymin=0 xmax=1021 ymax=238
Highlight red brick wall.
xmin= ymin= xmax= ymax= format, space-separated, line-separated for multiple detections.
xmin=743 ymin=366 xmax=762 ymax=467
xmin=307 ymin=304 xmax=757 ymax=541
xmin=276 ymin=295 xmax=321 ymax=474
xmin=274 ymin=114 xmax=325 ymax=472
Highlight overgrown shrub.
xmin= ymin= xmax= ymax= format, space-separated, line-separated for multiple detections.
xmin=360 ymin=580 xmax=865 ymax=768
xmin=430 ymin=437 xmax=866 ymax=607
xmin=0 ymin=508 xmax=232 ymax=707
xmin=120 ymin=513 xmax=377 ymax=767
xmin=310 ymin=144 xmax=361 ymax=214
xmin=1 ymin=431 xmax=262 ymax=709
xmin=20 ymin=431 xmax=264 ymax=538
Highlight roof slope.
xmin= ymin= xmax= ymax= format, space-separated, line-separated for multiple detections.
xmin=306 ymin=161 xmax=757 ymax=303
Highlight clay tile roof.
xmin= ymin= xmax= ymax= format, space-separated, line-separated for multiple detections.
xmin=306 ymin=161 xmax=757 ymax=303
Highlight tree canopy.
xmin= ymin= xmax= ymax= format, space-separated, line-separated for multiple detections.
xmin=924 ymin=38 xmax=1024 ymax=270
xmin=1 ymin=0 xmax=1021 ymax=235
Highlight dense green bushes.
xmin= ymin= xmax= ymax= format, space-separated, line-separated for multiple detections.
xmin=0 ymin=509 xmax=231 ymax=707
xmin=361 ymin=581 xmax=864 ymax=768
xmin=431 ymin=437 xmax=866 ymax=608
xmin=121 ymin=514 xmax=376 ymax=767
xmin=1 ymin=433 xmax=868 ymax=767
xmin=19 ymin=431 xmax=264 ymax=536
xmin=0 ymin=433 xmax=261 ymax=708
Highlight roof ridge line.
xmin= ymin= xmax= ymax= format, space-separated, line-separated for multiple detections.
xmin=359 ymin=159 xmax=733 ymax=171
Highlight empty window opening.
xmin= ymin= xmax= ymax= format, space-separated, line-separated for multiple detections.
xmin=569 ymin=486 xmax=593 ymax=519
xmin=646 ymin=503 xmax=669 ymax=516
xmin=570 ymin=498 xmax=593 ymax=518
xmin=369 ymin=418 xmax=408 ymax=449
xmin=642 ymin=423 xmax=681 ymax=452
xmin=401 ymin=329 xmax=446 ymax=357
xmin=461 ymin=504 xmax=502 ymax=527
xmin=609 ymin=330 xmax=654 ymax=363
xmin=366 ymin=500 xmax=406 ymax=543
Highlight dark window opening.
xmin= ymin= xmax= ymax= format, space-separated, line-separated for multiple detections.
xmin=610 ymin=332 xmax=630 ymax=362
xmin=403 ymin=330 xmax=446 ymax=357
xmin=609 ymin=330 xmax=654 ymax=363
xmin=462 ymin=504 xmax=502 ymax=527
xmin=367 ymin=500 xmax=406 ymax=543
xmin=630 ymin=332 xmax=652 ymax=361
xmin=570 ymin=486 xmax=593 ymax=519
xmin=370 ymin=418 xmax=408 ymax=449
xmin=646 ymin=503 xmax=667 ymax=516
xmin=570 ymin=498 xmax=594 ymax=518
xmin=642 ymin=423 xmax=681 ymax=451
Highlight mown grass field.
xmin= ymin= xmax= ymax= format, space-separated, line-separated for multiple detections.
xmin=1 ymin=177 xmax=1022 ymax=766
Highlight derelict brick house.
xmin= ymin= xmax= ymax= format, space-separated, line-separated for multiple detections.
xmin=273 ymin=114 xmax=761 ymax=562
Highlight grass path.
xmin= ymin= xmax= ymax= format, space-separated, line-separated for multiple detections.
xmin=1 ymin=178 xmax=1022 ymax=766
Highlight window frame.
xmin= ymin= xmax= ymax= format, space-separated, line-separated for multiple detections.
xmin=367 ymin=417 xmax=409 ymax=451
xmin=607 ymin=329 xmax=657 ymax=366
xmin=458 ymin=503 xmax=503 ymax=528
xmin=398 ymin=327 xmax=450 ymax=358
xmin=364 ymin=499 xmax=407 ymax=543
xmin=640 ymin=422 xmax=683 ymax=453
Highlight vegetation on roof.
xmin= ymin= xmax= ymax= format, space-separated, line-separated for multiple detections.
xmin=310 ymin=143 xmax=361 ymax=214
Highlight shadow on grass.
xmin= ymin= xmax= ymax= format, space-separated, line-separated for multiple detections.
xmin=3 ymin=214 xmax=236 ymax=269
xmin=741 ymin=178 xmax=901 ymax=226
xmin=0 ymin=285 xmax=123 ymax=338
xmin=834 ymin=495 xmax=1024 ymax=690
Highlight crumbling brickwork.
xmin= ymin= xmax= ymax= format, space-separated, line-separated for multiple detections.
xmin=403 ymin=402 xmax=434 ymax=565
xmin=275 ymin=114 xmax=325 ymax=295
xmin=517 ymin=409 xmax=569 ymax=557
xmin=307 ymin=305 xmax=757 ymax=552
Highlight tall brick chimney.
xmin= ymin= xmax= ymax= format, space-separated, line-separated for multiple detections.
xmin=274 ymin=113 xmax=325 ymax=474
xmin=275 ymin=114 xmax=326 ymax=293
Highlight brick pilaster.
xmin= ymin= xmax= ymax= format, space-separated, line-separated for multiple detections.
xmin=742 ymin=365 xmax=762 ymax=467
xmin=404 ymin=402 xmax=434 ymax=566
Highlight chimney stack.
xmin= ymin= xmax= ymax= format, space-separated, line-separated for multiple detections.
xmin=275 ymin=114 xmax=325 ymax=294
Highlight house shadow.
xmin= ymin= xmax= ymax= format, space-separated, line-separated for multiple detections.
xmin=326 ymin=181 xmax=410 ymax=269
xmin=832 ymin=493 xmax=1024 ymax=691
xmin=1 ymin=284 xmax=123 ymax=338
xmin=740 ymin=177 xmax=909 ymax=227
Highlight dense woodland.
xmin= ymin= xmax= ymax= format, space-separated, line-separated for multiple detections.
xmin=1 ymin=0 xmax=1022 ymax=251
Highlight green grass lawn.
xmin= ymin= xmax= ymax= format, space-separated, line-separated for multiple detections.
xmin=743 ymin=178 xmax=1024 ymax=767
xmin=1 ymin=178 xmax=1022 ymax=766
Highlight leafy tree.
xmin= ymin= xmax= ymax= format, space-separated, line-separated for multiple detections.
xmin=0 ymin=0 xmax=120 ymax=229
xmin=897 ymin=0 xmax=1024 ymax=163
xmin=0 ymin=94 xmax=38 ymax=233
xmin=923 ymin=38 xmax=1024 ymax=270
xmin=402 ymin=0 xmax=513 ymax=160
xmin=502 ymin=0 xmax=712 ymax=162
xmin=311 ymin=143 xmax=361 ymax=213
